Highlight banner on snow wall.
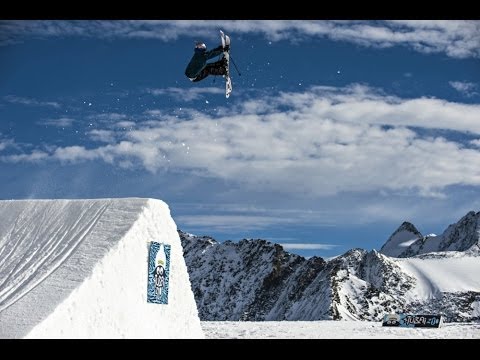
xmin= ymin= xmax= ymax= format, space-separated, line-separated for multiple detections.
xmin=382 ymin=314 xmax=443 ymax=328
xmin=147 ymin=241 xmax=171 ymax=304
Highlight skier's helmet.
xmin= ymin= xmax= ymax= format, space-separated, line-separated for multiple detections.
xmin=195 ymin=42 xmax=207 ymax=51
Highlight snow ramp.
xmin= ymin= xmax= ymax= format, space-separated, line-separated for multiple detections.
xmin=0 ymin=198 xmax=203 ymax=338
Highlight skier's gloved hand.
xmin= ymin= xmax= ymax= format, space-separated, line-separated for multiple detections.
xmin=211 ymin=45 xmax=224 ymax=52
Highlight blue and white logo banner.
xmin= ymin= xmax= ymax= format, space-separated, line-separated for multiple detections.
xmin=382 ymin=314 xmax=443 ymax=328
xmin=147 ymin=242 xmax=171 ymax=304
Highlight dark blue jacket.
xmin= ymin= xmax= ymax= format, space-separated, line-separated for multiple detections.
xmin=185 ymin=47 xmax=224 ymax=79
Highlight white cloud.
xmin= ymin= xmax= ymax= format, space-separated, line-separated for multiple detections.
xmin=470 ymin=139 xmax=480 ymax=147
xmin=0 ymin=138 xmax=15 ymax=152
xmin=3 ymin=95 xmax=60 ymax=108
xmin=2 ymin=150 xmax=49 ymax=162
xmin=174 ymin=204 xmax=344 ymax=232
xmin=37 ymin=117 xmax=75 ymax=127
xmin=449 ymin=81 xmax=478 ymax=97
xmin=280 ymin=243 xmax=338 ymax=250
xmin=115 ymin=121 xmax=136 ymax=129
xmin=89 ymin=113 xmax=128 ymax=122
xmin=53 ymin=146 xmax=100 ymax=162
xmin=1 ymin=20 xmax=479 ymax=58
xmin=88 ymin=129 xmax=116 ymax=143
xmin=0 ymin=136 xmax=24 ymax=153
xmin=145 ymin=109 xmax=163 ymax=117
xmin=176 ymin=214 xmax=299 ymax=232
xmin=149 ymin=87 xmax=224 ymax=102
xmin=4 ymin=84 xmax=480 ymax=199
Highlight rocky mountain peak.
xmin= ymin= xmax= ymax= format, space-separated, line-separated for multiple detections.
xmin=384 ymin=211 xmax=480 ymax=258
xmin=379 ymin=221 xmax=423 ymax=257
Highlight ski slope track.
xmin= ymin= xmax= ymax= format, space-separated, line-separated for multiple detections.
xmin=0 ymin=198 xmax=203 ymax=339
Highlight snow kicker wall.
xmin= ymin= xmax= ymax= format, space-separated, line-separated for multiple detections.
xmin=0 ymin=198 xmax=203 ymax=338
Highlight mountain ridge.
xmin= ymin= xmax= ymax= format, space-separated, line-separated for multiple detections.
xmin=180 ymin=210 xmax=480 ymax=322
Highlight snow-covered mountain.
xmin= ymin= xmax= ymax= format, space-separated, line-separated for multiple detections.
xmin=379 ymin=221 xmax=423 ymax=257
xmin=380 ymin=211 xmax=480 ymax=258
xmin=180 ymin=211 xmax=480 ymax=322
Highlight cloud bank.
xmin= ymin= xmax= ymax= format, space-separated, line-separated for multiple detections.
xmin=3 ymin=84 xmax=480 ymax=199
xmin=1 ymin=20 xmax=479 ymax=58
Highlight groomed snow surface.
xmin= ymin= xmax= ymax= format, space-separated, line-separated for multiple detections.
xmin=202 ymin=321 xmax=480 ymax=339
xmin=398 ymin=255 xmax=480 ymax=299
xmin=0 ymin=198 xmax=203 ymax=339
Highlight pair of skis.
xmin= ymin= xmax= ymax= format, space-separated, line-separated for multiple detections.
xmin=220 ymin=30 xmax=232 ymax=98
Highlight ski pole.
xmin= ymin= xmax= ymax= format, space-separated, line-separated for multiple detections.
xmin=229 ymin=55 xmax=242 ymax=76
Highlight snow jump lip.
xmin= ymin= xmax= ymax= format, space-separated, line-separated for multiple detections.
xmin=0 ymin=198 xmax=203 ymax=339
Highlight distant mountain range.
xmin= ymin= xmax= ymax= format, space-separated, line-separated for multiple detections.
xmin=380 ymin=211 xmax=480 ymax=257
xmin=180 ymin=211 xmax=480 ymax=322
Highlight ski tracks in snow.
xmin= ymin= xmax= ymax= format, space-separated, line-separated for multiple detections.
xmin=0 ymin=200 xmax=110 ymax=311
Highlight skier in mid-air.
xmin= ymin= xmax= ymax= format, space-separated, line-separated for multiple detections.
xmin=185 ymin=40 xmax=230 ymax=82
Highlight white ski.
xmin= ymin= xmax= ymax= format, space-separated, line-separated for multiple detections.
xmin=220 ymin=30 xmax=232 ymax=98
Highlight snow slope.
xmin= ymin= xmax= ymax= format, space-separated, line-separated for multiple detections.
xmin=201 ymin=320 xmax=480 ymax=339
xmin=399 ymin=255 xmax=480 ymax=299
xmin=0 ymin=198 xmax=203 ymax=339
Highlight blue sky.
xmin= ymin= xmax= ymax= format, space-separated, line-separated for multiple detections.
xmin=1 ymin=20 xmax=480 ymax=258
